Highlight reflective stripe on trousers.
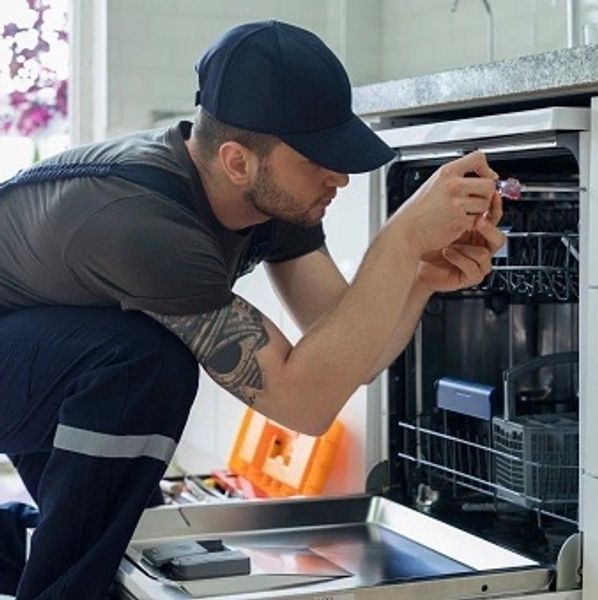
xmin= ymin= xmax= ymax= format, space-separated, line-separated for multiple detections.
xmin=53 ymin=424 xmax=176 ymax=464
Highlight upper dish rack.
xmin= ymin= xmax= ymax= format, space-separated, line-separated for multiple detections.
xmin=483 ymin=192 xmax=579 ymax=301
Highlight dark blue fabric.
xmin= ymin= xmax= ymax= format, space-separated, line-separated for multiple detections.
xmin=193 ymin=21 xmax=395 ymax=173
xmin=236 ymin=220 xmax=273 ymax=278
xmin=0 ymin=503 xmax=39 ymax=595
xmin=0 ymin=307 xmax=199 ymax=599
xmin=195 ymin=21 xmax=352 ymax=133
xmin=0 ymin=162 xmax=194 ymax=213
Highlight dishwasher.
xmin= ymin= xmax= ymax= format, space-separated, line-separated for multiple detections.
xmin=115 ymin=107 xmax=588 ymax=600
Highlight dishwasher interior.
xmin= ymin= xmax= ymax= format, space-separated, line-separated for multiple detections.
xmin=385 ymin=133 xmax=581 ymax=568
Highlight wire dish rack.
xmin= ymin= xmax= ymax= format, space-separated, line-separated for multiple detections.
xmin=397 ymin=419 xmax=578 ymax=524
xmin=480 ymin=195 xmax=579 ymax=301
xmin=484 ymin=232 xmax=579 ymax=301
xmin=397 ymin=353 xmax=580 ymax=525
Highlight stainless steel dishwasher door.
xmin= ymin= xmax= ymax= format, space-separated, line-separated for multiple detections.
xmin=115 ymin=495 xmax=553 ymax=600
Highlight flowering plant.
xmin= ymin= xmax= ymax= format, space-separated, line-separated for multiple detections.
xmin=0 ymin=0 xmax=68 ymax=139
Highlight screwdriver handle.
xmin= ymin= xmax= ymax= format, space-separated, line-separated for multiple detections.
xmin=496 ymin=177 xmax=585 ymax=199
xmin=496 ymin=177 xmax=522 ymax=200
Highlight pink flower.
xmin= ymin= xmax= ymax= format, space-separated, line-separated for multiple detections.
xmin=33 ymin=11 xmax=46 ymax=30
xmin=8 ymin=91 xmax=28 ymax=108
xmin=54 ymin=79 xmax=67 ymax=116
xmin=35 ymin=38 xmax=50 ymax=53
xmin=9 ymin=56 xmax=22 ymax=78
xmin=3 ymin=23 xmax=21 ymax=38
xmin=17 ymin=104 xmax=52 ymax=136
xmin=2 ymin=0 xmax=68 ymax=137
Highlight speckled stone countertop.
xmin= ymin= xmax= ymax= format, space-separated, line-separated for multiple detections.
xmin=353 ymin=45 xmax=598 ymax=118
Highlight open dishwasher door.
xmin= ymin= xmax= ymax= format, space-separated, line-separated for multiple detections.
xmin=114 ymin=495 xmax=555 ymax=600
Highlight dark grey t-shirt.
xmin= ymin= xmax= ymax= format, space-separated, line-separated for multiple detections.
xmin=0 ymin=121 xmax=324 ymax=315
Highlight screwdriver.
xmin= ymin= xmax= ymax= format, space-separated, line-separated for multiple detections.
xmin=496 ymin=177 xmax=586 ymax=200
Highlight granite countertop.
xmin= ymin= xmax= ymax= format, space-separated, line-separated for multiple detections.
xmin=353 ymin=45 xmax=598 ymax=119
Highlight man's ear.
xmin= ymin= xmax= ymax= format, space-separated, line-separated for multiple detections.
xmin=218 ymin=142 xmax=256 ymax=186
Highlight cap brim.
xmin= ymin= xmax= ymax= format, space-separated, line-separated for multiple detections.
xmin=279 ymin=114 xmax=396 ymax=174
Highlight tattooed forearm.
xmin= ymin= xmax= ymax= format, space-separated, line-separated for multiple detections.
xmin=145 ymin=298 xmax=269 ymax=406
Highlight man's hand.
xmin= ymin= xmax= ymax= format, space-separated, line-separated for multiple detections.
xmin=415 ymin=191 xmax=505 ymax=293
xmin=392 ymin=151 xmax=498 ymax=256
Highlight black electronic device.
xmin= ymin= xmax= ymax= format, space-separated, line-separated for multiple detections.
xmin=142 ymin=538 xmax=250 ymax=580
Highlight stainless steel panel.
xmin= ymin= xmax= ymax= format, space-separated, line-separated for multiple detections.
xmin=116 ymin=496 xmax=549 ymax=600
xmin=378 ymin=107 xmax=589 ymax=149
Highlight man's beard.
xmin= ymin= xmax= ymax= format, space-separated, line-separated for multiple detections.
xmin=243 ymin=160 xmax=324 ymax=228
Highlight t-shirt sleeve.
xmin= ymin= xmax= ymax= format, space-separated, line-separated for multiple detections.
xmin=65 ymin=195 xmax=233 ymax=315
xmin=263 ymin=220 xmax=325 ymax=264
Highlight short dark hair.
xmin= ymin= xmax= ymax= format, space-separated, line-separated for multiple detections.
xmin=192 ymin=108 xmax=279 ymax=160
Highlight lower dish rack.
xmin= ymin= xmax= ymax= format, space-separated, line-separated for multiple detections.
xmin=397 ymin=352 xmax=580 ymax=525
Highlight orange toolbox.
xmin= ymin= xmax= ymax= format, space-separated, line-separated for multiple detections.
xmin=210 ymin=408 xmax=344 ymax=499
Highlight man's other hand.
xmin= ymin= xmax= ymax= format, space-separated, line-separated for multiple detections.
xmin=415 ymin=191 xmax=505 ymax=293
xmin=393 ymin=151 xmax=498 ymax=256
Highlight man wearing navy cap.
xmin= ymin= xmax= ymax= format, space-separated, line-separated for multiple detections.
xmin=0 ymin=21 xmax=503 ymax=599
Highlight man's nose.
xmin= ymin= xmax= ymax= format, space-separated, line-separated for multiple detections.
xmin=326 ymin=170 xmax=349 ymax=188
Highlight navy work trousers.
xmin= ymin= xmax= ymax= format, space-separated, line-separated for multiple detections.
xmin=0 ymin=307 xmax=199 ymax=599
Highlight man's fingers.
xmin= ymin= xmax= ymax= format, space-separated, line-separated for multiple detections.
xmin=444 ymin=243 xmax=493 ymax=284
xmin=475 ymin=216 xmax=507 ymax=254
xmin=448 ymin=151 xmax=498 ymax=180
xmin=457 ymin=195 xmax=491 ymax=216
xmin=442 ymin=246 xmax=483 ymax=284
xmin=484 ymin=191 xmax=503 ymax=225
xmin=450 ymin=244 xmax=492 ymax=272
xmin=459 ymin=177 xmax=497 ymax=201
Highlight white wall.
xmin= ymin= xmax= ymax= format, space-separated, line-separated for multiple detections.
xmin=380 ymin=0 xmax=570 ymax=80
xmin=104 ymin=0 xmax=386 ymax=137
xmin=96 ymin=0 xmax=598 ymax=138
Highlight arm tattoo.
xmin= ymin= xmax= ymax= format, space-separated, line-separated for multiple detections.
xmin=145 ymin=297 xmax=269 ymax=407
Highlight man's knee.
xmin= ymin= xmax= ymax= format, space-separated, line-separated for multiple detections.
xmin=60 ymin=311 xmax=199 ymax=438
xmin=128 ymin=312 xmax=199 ymax=405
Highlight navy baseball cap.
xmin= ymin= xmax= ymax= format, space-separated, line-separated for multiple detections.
xmin=194 ymin=21 xmax=395 ymax=174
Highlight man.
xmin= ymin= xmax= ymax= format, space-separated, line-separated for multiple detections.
xmin=0 ymin=20 xmax=504 ymax=600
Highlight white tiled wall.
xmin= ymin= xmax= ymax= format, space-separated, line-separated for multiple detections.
xmin=380 ymin=0 xmax=571 ymax=80
xmin=105 ymin=0 xmax=352 ymax=136
xmin=102 ymin=0 xmax=598 ymax=137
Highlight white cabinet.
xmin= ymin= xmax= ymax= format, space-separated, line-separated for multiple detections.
xmin=581 ymin=288 xmax=598 ymax=479
xmin=582 ymin=474 xmax=598 ymax=599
